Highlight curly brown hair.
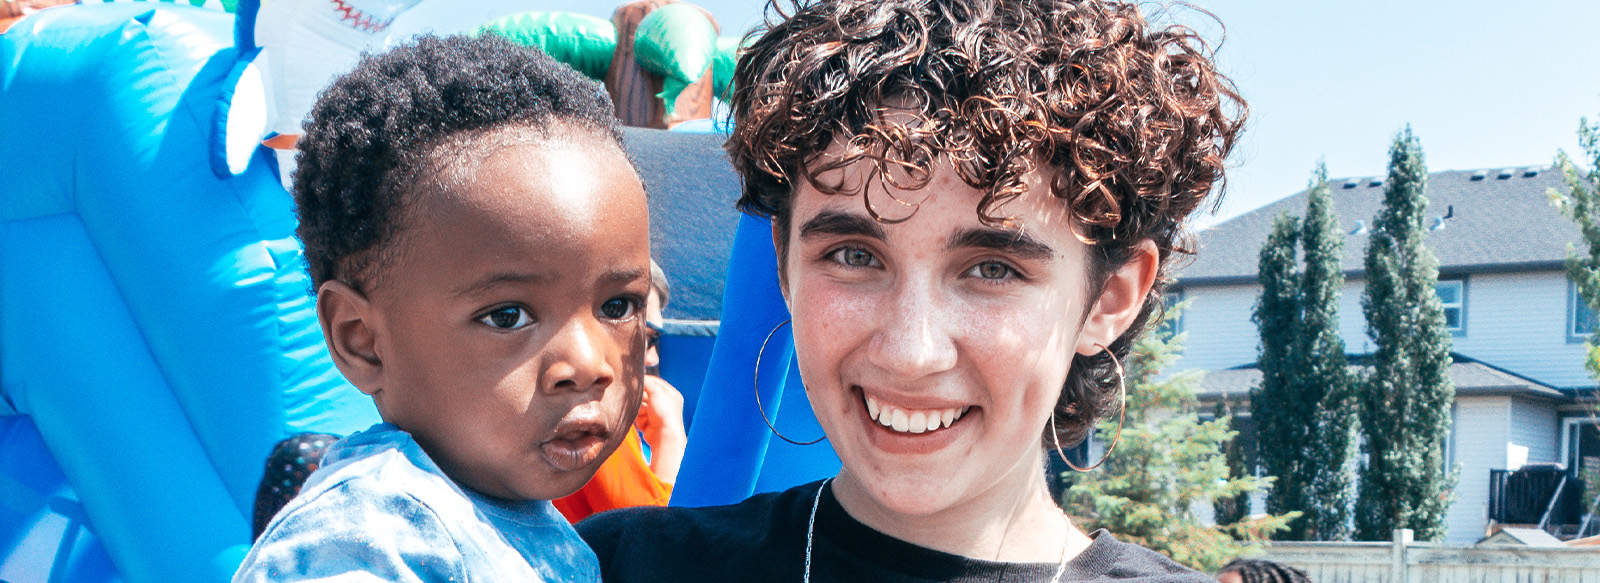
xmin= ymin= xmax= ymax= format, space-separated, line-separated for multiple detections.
xmin=725 ymin=0 xmax=1246 ymax=449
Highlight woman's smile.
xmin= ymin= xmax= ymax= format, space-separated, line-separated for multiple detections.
xmin=854 ymin=386 xmax=978 ymax=454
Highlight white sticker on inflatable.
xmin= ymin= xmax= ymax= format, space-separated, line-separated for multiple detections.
xmin=254 ymin=0 xmax=423 ymax=137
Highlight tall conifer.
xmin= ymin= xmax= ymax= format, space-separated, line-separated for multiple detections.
xmin=1251 ymin=165 xmax=1356 ymax=541
xmin=1251 ymin=214 xmax=1307 ymax=535
xmin=1297 ymin=165 xmax=1356 ymax=541
xmin=1355 ymin=127 xmax=1456 ymax=542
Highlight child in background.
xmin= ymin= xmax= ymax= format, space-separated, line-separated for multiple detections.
xmin=554 ymin=260 xmax=687 ymax=522
xmin=235 ymin=33 xmax=652 ymax=581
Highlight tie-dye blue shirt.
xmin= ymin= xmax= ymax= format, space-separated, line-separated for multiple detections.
xmin=234 ymin=423 xmax=600 ymax=582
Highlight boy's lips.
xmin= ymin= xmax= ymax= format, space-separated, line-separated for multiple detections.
xmin=540 ymin=411 xmax=611 ymax=472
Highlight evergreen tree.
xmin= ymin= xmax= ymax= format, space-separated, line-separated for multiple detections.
xmin=1064 ymin=304 xmax=1296 ymax=571
xmin=1249 ymin=165 xmax=1357 ymax=541
xmin=1212 ymin=402 xmax=1251 ymax=531
xmin=1251 ymin=214 xmax=1310 ymax=535
xmin=1355 ymin=127 xmax=1456 ymax=542
xmin=1297 ymin=166 xmax=1358 ymax=541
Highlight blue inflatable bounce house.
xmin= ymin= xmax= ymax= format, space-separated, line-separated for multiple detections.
xmin=0 ymin=2 xmax=837 ymax=581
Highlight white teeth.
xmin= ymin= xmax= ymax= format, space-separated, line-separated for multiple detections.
xmin=908 ymin=411 xmax=927 ymax=433
xmin=863 ymin=394 xmax=969 ymax=435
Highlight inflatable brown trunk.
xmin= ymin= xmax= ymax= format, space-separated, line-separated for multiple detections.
xmin=605 ymin=0 xmax=717 ymax=129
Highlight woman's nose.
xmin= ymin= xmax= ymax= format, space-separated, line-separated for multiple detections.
xmin=868 ymin=280 xmax=958 ymax=379
xmin=541 ymin=317 xmax=619 ymax=394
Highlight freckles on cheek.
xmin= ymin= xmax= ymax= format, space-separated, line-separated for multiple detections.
xmin=789 ymin=281 xmax=873 ymax=376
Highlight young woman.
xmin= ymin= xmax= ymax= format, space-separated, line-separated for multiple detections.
xmin=580 ymin=1 xmax=1245 ymax=581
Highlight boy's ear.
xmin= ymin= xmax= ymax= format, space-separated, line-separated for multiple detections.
xmin=317 ymin=279 xmax=385 ymax=395
xmin=1076 ymin=239 xmax=1160 ymax=356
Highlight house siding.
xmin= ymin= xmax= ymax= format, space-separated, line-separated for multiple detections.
xmin=1508 ymin=397 xmax=1560 ymax=466
xmin=1178 ymin=269 xmax=1588 ymax=388
xmin=1449 ymin=270 xmax=1589 ymax=389
xmin=1447 ymin=396 xmax=1510 ymax=544
xmin=1171 ymin=283 xmax=1261 ymax=372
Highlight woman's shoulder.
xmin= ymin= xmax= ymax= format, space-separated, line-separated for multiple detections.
xmin=576 ymin=481 xmax=823 ymax=580
xmin=1066 ymin=530 xmax=1216 ymax=583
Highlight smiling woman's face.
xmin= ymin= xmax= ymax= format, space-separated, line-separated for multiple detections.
xmin=779 ymin=153 xmax=1120 ymax=518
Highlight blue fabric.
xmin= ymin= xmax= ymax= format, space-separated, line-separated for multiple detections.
xmin=671 ymin=214 xmax=840 ymax=508
xmin=237 ymin=424 xmax=599 ymax=583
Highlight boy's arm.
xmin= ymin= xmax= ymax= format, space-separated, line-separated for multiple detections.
xmin=234 ymin=481 xmax=469 ymax=583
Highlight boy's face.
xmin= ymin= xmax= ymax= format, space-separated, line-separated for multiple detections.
xmin=324 ymin=136 xmax=651 ymax=501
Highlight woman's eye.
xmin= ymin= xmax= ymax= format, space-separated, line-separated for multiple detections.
xmin=970 ymin=261 xmax=1015 ymax=281
xmin=830 ymin=247 xmax=878 ymax=268
xmin=479 ymin=306 xmax=533 ymax=330
xmin=600 ymin=298 xmax=637 ymax=320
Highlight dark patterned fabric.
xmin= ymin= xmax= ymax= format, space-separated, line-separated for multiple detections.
xmin=251 ymin=432 xmax=339 ymax=540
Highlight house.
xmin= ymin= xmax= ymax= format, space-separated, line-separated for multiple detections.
xmin=1171 ymin=165 xmax=1592 ymax=544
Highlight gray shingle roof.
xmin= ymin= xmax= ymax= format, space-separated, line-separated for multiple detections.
xmin=1192 ymin=353 xmax=1565 ymax=401
xmin=1178 ymin=167 xmax=1583 ymax=283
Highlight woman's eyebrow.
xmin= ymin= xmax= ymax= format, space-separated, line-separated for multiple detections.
xmin=797 ymin=210 xmax=886 ymax=241
xmin=947 ymin=227 xmax=1055 ymax=260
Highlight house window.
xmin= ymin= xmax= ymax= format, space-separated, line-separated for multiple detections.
xmin=1563 ymin=419 xmax=1600 ymax=477
xmin=1572 ymin=281 xmax=1598 ymax=340
xmin=1160 ymin=288 xmax=1185 ymax=336
xmin=1435 ymin=279 xmax=1464 ymax=332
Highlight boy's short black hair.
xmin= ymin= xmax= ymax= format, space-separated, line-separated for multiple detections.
xmin=293 ymin=33 xmax=625 ymax=293
xmin=1218 ymin=559 xmax=1312 ymax=583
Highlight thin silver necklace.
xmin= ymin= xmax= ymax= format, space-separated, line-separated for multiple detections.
xmin=804 ymin=479 xmax=1071 ymax=583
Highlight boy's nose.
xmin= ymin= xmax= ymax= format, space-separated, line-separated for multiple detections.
xmin=542 ymin=318 xmax=618 ymax=394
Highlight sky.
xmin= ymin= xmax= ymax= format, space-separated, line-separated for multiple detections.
xmin=401 ymin=0 xmax=1600 ymax=228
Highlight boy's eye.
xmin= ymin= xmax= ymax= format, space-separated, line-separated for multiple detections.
xmin=599 ymin=298 xmax=636 ymax=320
xmin=479 ymin=306 xmax=533 ymax=330
xmin=829 ymin=246 xmax=878 ymax=268
xmin=969 ymin=260 xmax=1016 ymax=281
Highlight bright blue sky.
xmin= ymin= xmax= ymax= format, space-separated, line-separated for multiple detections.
xmin=401 ymin=1 xmax=1600 ymax=227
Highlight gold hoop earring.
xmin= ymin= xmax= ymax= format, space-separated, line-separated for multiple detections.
xmin=1052 ymin=345 xmax=1127 ymax=472
xmin=754 ymin=319 xmax=826 ymax=446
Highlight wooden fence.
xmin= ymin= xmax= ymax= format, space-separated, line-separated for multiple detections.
xmin=1258 ymin=530 xmax=1600 ymax=583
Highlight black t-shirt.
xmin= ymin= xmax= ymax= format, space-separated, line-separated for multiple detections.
xmin=579 ymin=480 xmax=1214 ymax=583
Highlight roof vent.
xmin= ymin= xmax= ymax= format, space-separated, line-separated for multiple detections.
xmin=1470 ymin=170 xmax=1487 ymax=181
xmin=1342 ymin=180 xmax=1359 ymax=189
xmin=1349 ymin=220 xmax=1368 ymax=235
xmin=1429 ymin=216 xmax=1447 ymax=231
xmin=1523 ymin=167 xmax=1540 ymax=177
xmin=1368 ymin=179 xmax=1383 ymax=187
xmin=1497 ymin=168 xmax=1514 ymax=179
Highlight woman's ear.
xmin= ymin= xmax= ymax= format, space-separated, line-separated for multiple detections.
xmin=1076 ymin=240 xmax=1160 ymax=356
xmin=316 ymin=279 xmax=385 ymax=395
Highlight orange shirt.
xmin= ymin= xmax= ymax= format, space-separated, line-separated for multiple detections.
xmin=553 ymin=429 xmax=672 ymax=523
